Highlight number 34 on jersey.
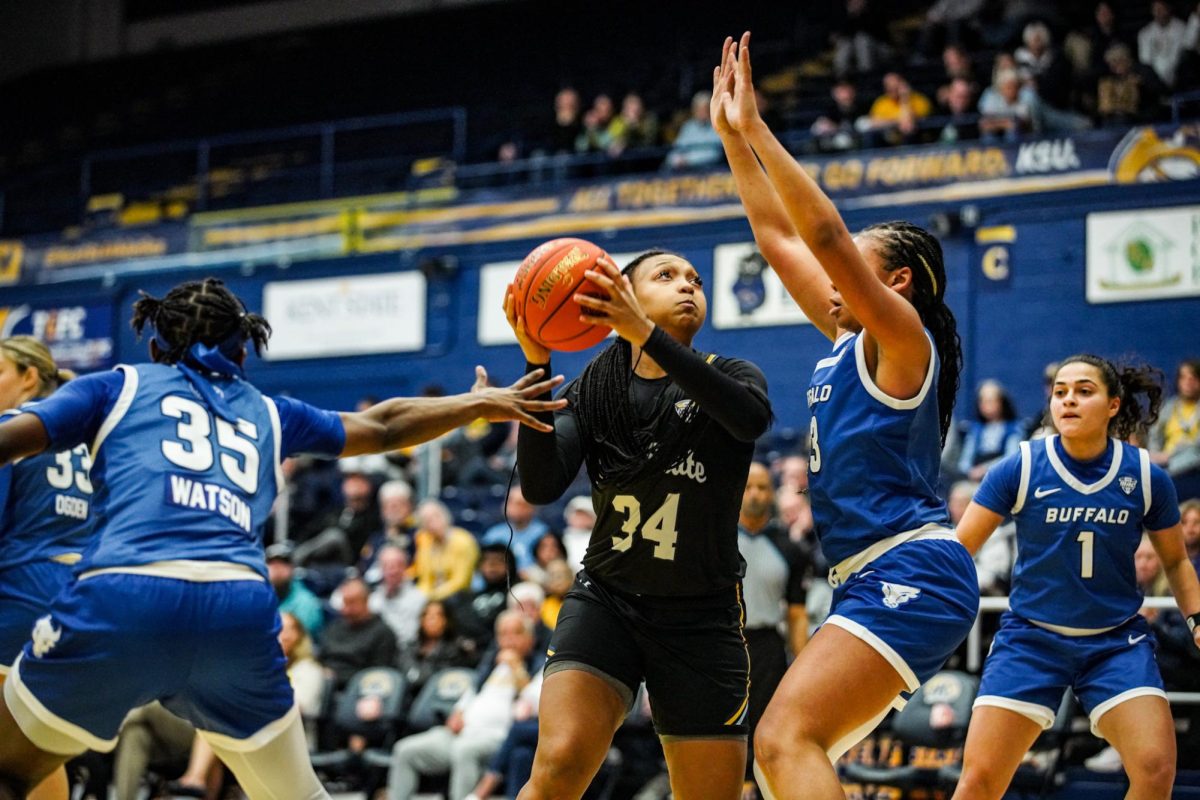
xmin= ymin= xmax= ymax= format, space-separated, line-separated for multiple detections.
xmin=610 ymin=494 xmax=679 ymax=561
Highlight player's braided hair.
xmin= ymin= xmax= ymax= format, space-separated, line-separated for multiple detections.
xmin=861 ymin=221 xmax=962 ymax=443
xmin=573 ymin=250 xmax=710 ymax=487
xmin=130 ymin=277 xmax=271 ymax=364
xmin=1057 ymin=354 xmax=1163 ymax=441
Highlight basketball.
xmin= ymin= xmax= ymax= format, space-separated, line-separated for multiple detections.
xmin=513 ymin=237 xmax=613 ymax=352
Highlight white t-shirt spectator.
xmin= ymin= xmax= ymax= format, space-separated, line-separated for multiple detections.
xmin=1139 ymin=16 xmax=1188 ymax=86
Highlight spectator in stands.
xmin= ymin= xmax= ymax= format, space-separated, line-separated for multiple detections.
xmin=361 ymin=479 xmax=416 ymax=578
xmin=539 ymin=558 xmax=574 ymax=630
xmin=501 ymin=581 xmax=553 ymax=661
xmin=776 ymin=454 xmax=810 ymax=496
xmin=294 ymin=470 xmax=380 ymax=568
xmin=916 ymin=0 xmax=987 ymax=57
xmin=811 ymin=79 xmax=867 ymax=151
xmin=412 ymin=498 xmax=480 ymax=601
xmin=832 ymin=0 xmax=890 ymax=76
xmin=319 ymin=577 xmax=398 ymax=689
xmin=938 ymin=78 xmax=982 ymax=142
xmin=388 ymin=610 xmax=541 ymax=800
xmin=447 ymin=543 xmax=518 ymax=648
xmin=1098 ymin=42 xmax=1168 ymax=123
xmin=1016 ymin=22 xmax=1073 ymax=110
xmin=524 ymin=530 xmax=567 ymax=586
xmin=547 ymin=88 xmax=583 ymax=155
xmin=1182 ymin=499 xmax=1200 ymax=571
xmin=1022 ymin=361 xmax=1060 ymax=440
xmin=866 ymin=72 xmax=932 ymax=146
xmin=937 ymin=43 xmax=980 ymax=108
xmin=665 ymin=91 xmax=724 ymax=170
xmin=607 ymin=93 xmax=660 ymax=156
xmin=949 ymin=480 xmax=1013 ymax=595
xmin=276 ymin=455 xmax=342 ymax=546
xmin=266 ymin=543 xmax=324 ymax=639
xmin=367 ymin=544 xmax=426 ymax=648
xmin=1151 ymin=358 xmax=1200 ymax=500
xmin=480 ymin=485 xmax=549 ymax=577
xmin=397 ymin=600 xmax=478 ymax=703
xmin=1140 ymin=0 xmax=1189 ymax=86
xmin=560 ymin=495 xmax=595 ymax=574
xmin=575 ymin=94 xmax=616 ymax=154
xmin=979 ymin=67 xmax=1041 ymax=141
xmin=1068 ymin=2 xmax=1132 ymax=81
xmin=957 ymin=380 xmax=1024 ymax=481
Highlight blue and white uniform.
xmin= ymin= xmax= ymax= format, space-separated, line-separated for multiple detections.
xmin=3 ymin=363 xmax=344 ymax=753
xmin=972 ymin=435 xmax=1180 ymax=734
xmin=0 ymin=405 xmax=95 ymax=674
xmin=808 ymin=331 xmax=978 ymax=699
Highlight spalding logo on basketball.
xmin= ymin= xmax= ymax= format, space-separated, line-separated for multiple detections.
xmin=513 ymin=237 xmax=613 ymax=352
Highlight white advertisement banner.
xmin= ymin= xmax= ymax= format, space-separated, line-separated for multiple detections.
xmin=712 ymin=243 xmax=813 ymax=329
xmin=262 ymin=272 xmax=426 ymax=359
xmin=478 ymin=252 xmax=638 ymax=345
xmin=1086 ymin=205 xmax=1200 ymax=303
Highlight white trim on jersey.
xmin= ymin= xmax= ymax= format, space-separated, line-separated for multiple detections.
xmin=814 ymin=347 xmax=850 ymax=371
xmin=1012 ymin=440 xmax=1033 ymax=515
xmin=1088 ymin=687 xmax=1168 ymax=737
xmin=262 ymin=396 xmax=286 ymax=498
xmin=6 ymin=653 xmax=116 ymax=754
xmin=1028 ymin=617 xmax=1121 ymax=636
xmin=79 ymin=560 xmax=265 ymax=583
xmin=90 ymin=365 xmax=138 ymax=458
xmin=1043 ymin=435 xmax=1123 ymax=495
xmin=1139 ymin=449 xmax=1152 ymax=516
xmin=973 ymin=695 xmax=1056 ymax=730
xmin=199 ymin=703 xmax=303 ymax=753
xmin=834 ymin=330 xmax=856 ymax=348
xmin=825 ymin=614 xmax=920 ymax=692
xmin=852 ymin=331 xmax=936 ymax=411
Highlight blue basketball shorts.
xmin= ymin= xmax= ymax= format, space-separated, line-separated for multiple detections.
xmin=5 ymin=571 xmax=295 ymax=753
xmin=975 ymin=611 xmax=1165 ymax=736
xmin=824 ymin=537 xmax=979 ymax=702
xmin=0 ymin=560 xmax=75 ymax=674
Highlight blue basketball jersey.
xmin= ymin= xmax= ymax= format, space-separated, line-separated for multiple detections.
xmin=974 ymin=436 xmax=1180 ymax=631
xmin=24 ymin=363 xmax=345 ymax=577
xmin=807 ymin=331 xmax=949 ymax=565
xmin=0 ymin=406 xmax=95 ymax=571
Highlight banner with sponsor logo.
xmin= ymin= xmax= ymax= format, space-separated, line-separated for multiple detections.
xmin=477 ymin=251 xmax=639 ymax=345
xmin=1086 ymin=205 xmax=1200 ymax=303
xmin=711 ymin=243 xmax=813 ymax=330
xmin=262 ymin=272 xmax=426 ymax=359
xmin=0 ymin=302 xmax=115 ymax=372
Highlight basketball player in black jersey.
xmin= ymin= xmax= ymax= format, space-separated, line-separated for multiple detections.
xmin=502 ymin=250 xmax=772 ymax=800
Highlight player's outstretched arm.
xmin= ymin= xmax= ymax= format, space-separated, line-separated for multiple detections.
xmin=953 ymin=501 xmax=1004 ymax=556
xmin=0 ymin=414 xmax=50 ymax=467
xmin=338 ymin=368 xmax=566 ymax=456
xmin=713 ymin=37 xmax=836 ymax=341
xmin=1148 ymin=524 xmax=1200 ymax=648
xmin=724 ymin=32 xmax=926 ymax=362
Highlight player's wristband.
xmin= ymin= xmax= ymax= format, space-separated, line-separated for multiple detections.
xmin=1187 ymin=613 xmax=1200 ymax=633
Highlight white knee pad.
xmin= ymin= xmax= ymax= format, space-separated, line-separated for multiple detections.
xmin=199 ymin=707 xmax=328 ymax=800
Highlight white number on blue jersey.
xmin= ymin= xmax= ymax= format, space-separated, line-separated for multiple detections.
xmin=809 ymin=416 xmax=822 ymax=473
xmin=45 ymin=444 xmax=94 ymax=494
xmin=1077 ymin=530 xmax=1095 ymax=579
xmin=160 ymin=396 xmax=260 ymax=493
xmin=610 ymin=494 xmax=679 ymax=560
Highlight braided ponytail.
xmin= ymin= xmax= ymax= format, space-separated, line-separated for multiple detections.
xmin=131 ymin=277 xmax=271 ymax=363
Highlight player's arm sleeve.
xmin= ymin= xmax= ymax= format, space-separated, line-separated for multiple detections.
xmin=516 ymin=364 xmax=585 ymax=505
xmin=1145 ymin=464 xmax=1182 ymax=531
xmin=273 ymin=396 xmax=347 ymax=459
xmin=639 ymin=327 xmax=772 ymax=442
xmin=972 ymin=453 xmax=1021 ymax=515
xmin=23 ymin=370 xmax=124 ymax=451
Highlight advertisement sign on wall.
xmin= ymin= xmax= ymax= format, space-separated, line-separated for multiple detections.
xmin=711 ymin=243 xmax=813 ymax=330
xmin=1086 ymin=205 xmax=1200 ymax=303
xmin=262 ymin=272 xmax=426 ymax=359
xmin=0 ymin=303 xmax=114 ymax=372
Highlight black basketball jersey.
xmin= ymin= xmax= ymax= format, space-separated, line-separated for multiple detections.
xmin=569 ymin=354 xmax=763 ymax=597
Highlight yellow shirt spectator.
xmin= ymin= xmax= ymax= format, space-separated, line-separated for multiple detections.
xmin=410 ymin=500 xmax=479 ymax=601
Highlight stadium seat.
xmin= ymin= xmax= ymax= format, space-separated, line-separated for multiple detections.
xmin=310 ymin=666 xmax=408 ymax=789
xmin=840 ymin=670 xmax=978 ymax=791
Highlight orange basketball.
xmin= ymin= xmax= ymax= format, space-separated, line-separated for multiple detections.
xmin=513 ymin=238 xmax=613 ymax=352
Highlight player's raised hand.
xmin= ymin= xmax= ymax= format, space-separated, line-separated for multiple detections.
xmin=575 ymin=256 xmax=655 ymax=347
xmin=723 ymin=31 xmax=761 ymax=134
xmin=503 ymin=284 xmax=552 ymax=364
xmin=711 ymin=36 xmax=738 ymax=137
xmin=470 ymin=366 xmax=566 ymax=432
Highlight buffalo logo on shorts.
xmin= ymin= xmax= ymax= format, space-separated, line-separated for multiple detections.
xmin=30 ymin=616 xmax=61 ymax=658
xmin=1118 ymin=476 xmax=1138 ymax=495
xmin=880 ymin=581 xmax=921 ymax=609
